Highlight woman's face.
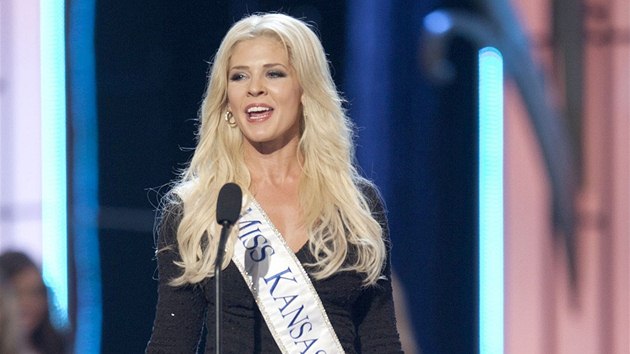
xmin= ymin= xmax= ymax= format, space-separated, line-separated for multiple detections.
xmin=12 ymin=267 xmax=47 ymax=334
xmin=226 ymin=36 xmax=303 ymax=153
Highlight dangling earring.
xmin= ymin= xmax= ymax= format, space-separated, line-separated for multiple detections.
xmin=224 ymin=111 xmax=237 ymax=128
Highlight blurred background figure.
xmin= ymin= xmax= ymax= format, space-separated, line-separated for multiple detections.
xmin=0 ymin=251 xmax=68 ymax=354
xmin=0 ymin=272 xmax=25 ymax=354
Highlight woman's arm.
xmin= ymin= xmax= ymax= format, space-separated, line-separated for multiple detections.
xmin=146 ymin=203 xmax=207 ymax=353
xmin=354 ymin=275 xmax=403 ymax=353
xmin=355 ymin=182 xmax=404 ymax=353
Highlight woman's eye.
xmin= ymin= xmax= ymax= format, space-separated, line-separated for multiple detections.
xmin=229 ymin=73 xmax=246 ymax=81
xmin=267 ymin=71 xmax=286 ymax=78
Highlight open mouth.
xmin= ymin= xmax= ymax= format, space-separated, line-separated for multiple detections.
xmin=246 ymin=106 xmax=274 ymax=121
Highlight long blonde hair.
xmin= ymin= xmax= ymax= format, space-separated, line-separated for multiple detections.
xmin=165 ymin=13 xmax=386 ymax=286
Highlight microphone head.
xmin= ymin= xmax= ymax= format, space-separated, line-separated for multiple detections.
xmin=216 ymin=182 xmax=242 ymax=226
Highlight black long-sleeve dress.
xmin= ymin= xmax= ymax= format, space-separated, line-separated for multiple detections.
xmin=146 ymin=185 xmax=403 ymax=353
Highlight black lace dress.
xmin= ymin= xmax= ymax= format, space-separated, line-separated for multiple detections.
xmin=146 ymin=185 xmax=403 ymax=354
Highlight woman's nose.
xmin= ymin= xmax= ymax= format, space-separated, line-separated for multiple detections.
xmin=247 ymin=77 xmax=266 ymax=97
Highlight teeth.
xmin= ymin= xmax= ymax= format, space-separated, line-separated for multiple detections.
xmin=247 ymin=106 xmax=271 ymax=113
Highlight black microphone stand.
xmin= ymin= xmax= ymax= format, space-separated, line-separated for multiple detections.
xmin=213 ymin=182 xmax=242 ymax=353
xmin=214 ymin=222 xmax=232 ymax=354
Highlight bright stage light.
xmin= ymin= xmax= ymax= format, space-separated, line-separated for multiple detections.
xmin=40 ymin=0 xmax=68 ymax=329
xmin=478 ymin=46 xmax=504 ymax=354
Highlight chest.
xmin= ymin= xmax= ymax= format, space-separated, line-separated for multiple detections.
xmin=204 ymin=254 xmax=365 ymax=310
xmin=252 ymin=189 xmax=307 ymax=252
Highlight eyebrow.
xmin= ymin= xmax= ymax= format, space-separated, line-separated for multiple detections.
xmin=229 ymin=63 xmax=288 ymax=71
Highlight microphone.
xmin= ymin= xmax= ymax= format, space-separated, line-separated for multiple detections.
xmin=214 ymin=182 xmax=242 ymax=354
xmin=215 ymin=182 xmax=242 ymax=269
xmin=216 ymin=182 xmax=242 ymax=227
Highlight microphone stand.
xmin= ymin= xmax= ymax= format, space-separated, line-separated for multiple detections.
xmin=214 ymin=222 xmax=231 ymax=354
xmin=213 ymin=182 xmax=242 ymax=353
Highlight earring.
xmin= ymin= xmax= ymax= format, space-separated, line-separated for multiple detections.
xmin=224 ymin=111 xmax=237 ymax=128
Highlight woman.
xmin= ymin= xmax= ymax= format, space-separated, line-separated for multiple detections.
xmin=0 ymin=273 xmax=24 ymax=354
xmin=147 ymin=13 xmax=402 ymax=353
xmin=0 ymin=251 xmax=67 ymax=354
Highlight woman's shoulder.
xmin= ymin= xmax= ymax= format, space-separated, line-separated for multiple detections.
xmin=156 ymin=179 xmax=201 ymax=225
xmin=355 ymin=177 xmax=385 ymax=211
xmin=158 ymin=187 xmax=184 ymax=217
xmin=154 ymin=190 xmax=185 ymax=249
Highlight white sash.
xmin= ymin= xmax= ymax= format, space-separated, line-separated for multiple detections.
xmin=231 ymin=199 xmax=344 ymax=354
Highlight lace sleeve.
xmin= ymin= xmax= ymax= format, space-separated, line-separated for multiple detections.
xmin=355 ymin=181 xmax=404 ymax=353
xmin=146 ymin=202 xmax=207 ymax=353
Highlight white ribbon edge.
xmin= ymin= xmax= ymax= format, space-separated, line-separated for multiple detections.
xmin=231 ymin=198 xmax=345 ymax=354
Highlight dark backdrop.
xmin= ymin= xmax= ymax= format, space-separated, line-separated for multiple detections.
xmin=92 ymin=1 xmax=478 ymax=353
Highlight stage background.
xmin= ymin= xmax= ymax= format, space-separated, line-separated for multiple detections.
xmin=1 ymin=0 xmax=628 ymax=353
xmin=92 ymin=1 xmax=477 ymax=352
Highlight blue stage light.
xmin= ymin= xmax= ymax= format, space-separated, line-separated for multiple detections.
xmin=423 ymin=11 xmax=452 ymax=35
xmin=478 ymin=46 xmax=504 ymax=354
xmin=69 ymin=0 xmax=102 ymax=352
xmin=40 ymin=0 xmax=68 ymax=330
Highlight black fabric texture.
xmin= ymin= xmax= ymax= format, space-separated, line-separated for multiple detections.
xmin=146 ymin=183 xmax=403 ymax=354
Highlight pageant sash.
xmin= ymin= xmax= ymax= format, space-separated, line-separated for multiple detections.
xmin=231 ymin=200 xmax=344 ymax=354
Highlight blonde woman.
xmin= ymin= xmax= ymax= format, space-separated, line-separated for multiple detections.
xmin=147 ymin=13 xmax=402 ymax=353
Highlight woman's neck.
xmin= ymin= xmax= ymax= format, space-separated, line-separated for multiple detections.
xmin=244 ymin=143 xmax=303 ymax=188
